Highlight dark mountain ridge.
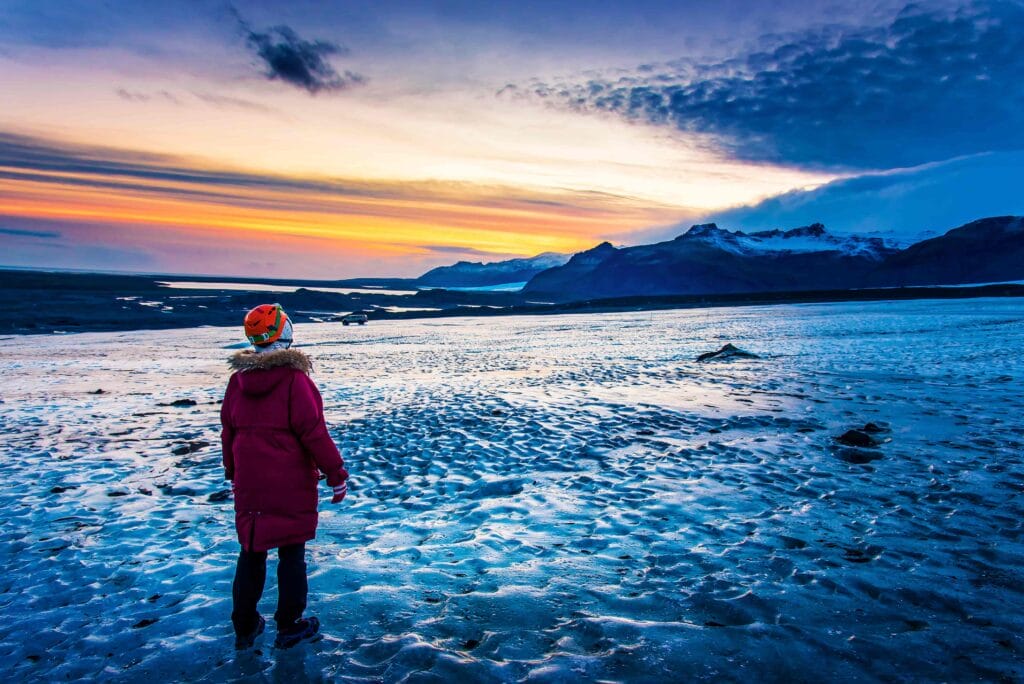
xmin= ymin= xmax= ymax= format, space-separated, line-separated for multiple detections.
xmin=417 ymin=252 xmax=569 ymax=288
xmin=523 ymin=217 xmax=1022 ymax=300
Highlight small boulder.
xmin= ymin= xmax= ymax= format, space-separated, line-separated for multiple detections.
xmin=696 ymin=343 xmax=760 ymax=362
xmin=164 ymin=398 xmax=197 ymax=408
xmin=835 ymin=429 xmax=880 ymax=448
xmin=171 ymin=440 xmax=211 ymax=456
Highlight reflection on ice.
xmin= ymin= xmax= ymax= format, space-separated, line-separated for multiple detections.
xmin=0 ymin=299 xmax=1022 ymax=681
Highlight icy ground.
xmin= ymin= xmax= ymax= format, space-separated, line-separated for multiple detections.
xmin=1 ymin=299 xmax=1022 ymax=682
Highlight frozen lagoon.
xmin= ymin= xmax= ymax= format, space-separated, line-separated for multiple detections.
xmin=1 ymin=299 xmax=1022 ymax=682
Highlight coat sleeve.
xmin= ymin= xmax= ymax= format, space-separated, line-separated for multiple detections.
xmin=220 ymin=375 xmax=236 ymax=481
xmin=289 ymin=373 xmax=348 ymax=486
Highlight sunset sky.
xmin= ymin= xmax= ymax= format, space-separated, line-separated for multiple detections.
xmin=2 ymin=0 xmax=1023 ymax=278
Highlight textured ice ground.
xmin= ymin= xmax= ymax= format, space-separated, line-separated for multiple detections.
xmin=1 ymin=299 xmax=1022 ymax=682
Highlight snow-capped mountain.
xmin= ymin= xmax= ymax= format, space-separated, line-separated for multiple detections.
xmin=417 ymin=252 xmax=570 ymax=288
xmin=523 ymin=217 xmax=1023 ymax=300
xmin=681 ymin=223 xmax=896 ymax=259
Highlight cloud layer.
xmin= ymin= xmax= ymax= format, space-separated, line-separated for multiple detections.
xmin=618 ymin=150 xmax=1024 ymax=245
xmin=521 ymin=1 xmax=1024 ymax=170
xmin=0 ymin=132 xmax=652 ymax=277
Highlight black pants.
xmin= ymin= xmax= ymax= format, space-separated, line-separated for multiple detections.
xmin=231 ymin=543 xmax=307 ymax=636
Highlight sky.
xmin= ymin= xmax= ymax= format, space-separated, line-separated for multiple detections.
xmin=1 ymin=0 xmax=1022 ymax=278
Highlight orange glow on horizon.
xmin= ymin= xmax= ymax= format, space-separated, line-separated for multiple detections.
xmin=0 ymin=164 xmax=687 ymax=263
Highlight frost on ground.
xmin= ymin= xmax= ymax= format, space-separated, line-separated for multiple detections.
xmin=0 ymin=299 xmax=1022 ymax=682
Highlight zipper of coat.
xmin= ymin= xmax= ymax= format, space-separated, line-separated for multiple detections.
xmin=248 ymin=511 xmax=259 ymax=551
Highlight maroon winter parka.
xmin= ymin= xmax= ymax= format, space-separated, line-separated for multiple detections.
xmin=220 ymin=348 xmax=348 ymax=552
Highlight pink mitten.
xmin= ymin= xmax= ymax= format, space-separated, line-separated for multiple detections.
xmin=331 ymin=481 xmax=348 ymax=504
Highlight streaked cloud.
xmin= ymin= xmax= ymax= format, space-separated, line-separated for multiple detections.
xmin=0 ymin=131 xmax=687 ymax=276
xmin=0 ymin=226 xmax=61 ymax=239
xmin=115 ymin=89 xmax=180 ymax=105
xmin=521 ymin=1 xmax=1024 ymax=170
xmin=418 ymin=245 xmax=520 ymax=258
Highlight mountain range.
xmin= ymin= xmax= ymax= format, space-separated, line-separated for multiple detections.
xmin=513 ymin=216 xmax=1023 ymax=301
xmin=416 ymin=252 xmax=570 ymax=288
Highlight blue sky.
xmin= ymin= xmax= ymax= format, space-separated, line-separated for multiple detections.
xmin=0 ymin=0 xmax=1021 ymax=276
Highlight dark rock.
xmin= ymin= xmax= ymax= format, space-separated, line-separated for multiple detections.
xmin=697 ymin=343 xmax=760 ymax=362
xmin=780 ymin=536 xmax=808 ymax=549
xmin=50 ymin=485 xmax=76 ymax=494
xmin=132 ymin=618 xmax=158 ymax=629
xmin=208 ymin=490 xmax=232 ymax=502
xmin=88 ymin=389 xmax=106 ymax=395
xmin=836 ymin=429 xmax=881 ymax=448
xmin=164 ymin=398 xmax=197 ymax=407
xmin=107 ymin=491 xmax=129 ymax=497
xmin=862 ymin=422 xmax=891 ymax=434
xmin=171 ymin=440 xmax=211 ymax=456
xmin=462 ymin=639 xmax=480 ymax=650
xmin=835 ymin=447 xmax=884 ymax=464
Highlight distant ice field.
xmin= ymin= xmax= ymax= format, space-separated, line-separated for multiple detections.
xmin=1 ymin=299 xmax=1022 ymax=681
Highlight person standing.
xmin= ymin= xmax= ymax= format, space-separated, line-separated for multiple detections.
xmin=221 ymin=304 xmax=349 ymax=650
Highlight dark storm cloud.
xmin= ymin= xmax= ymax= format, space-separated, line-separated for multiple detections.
xmin=521 ymin=1 xmax=1024 ymax=170
xmin=231 ymin=7 xmax=365 ymax=94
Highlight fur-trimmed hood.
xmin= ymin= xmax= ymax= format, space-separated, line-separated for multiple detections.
xmin=228 ymin=348 xmax=313 ymax=397
xmin=229 ymin=348 xmax=313 ymax=374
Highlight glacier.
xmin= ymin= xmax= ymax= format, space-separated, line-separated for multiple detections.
xmin=0 ymin=298 xmax=1022 ymax=681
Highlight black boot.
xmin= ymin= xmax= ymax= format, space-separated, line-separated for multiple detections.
xmin=273 ymin=616 xmax=320 ymax=649
xmin=234 ymin=614 xmax=266 ymax=650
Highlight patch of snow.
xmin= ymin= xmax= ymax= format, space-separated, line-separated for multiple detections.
xmin=436 ymin=282 xmax=527 ymax=292
xmin=680 ymin=223 xmax=895 ymax=258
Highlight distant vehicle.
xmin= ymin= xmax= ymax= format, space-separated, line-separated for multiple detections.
xmin=341 ymin=313 xmax=368 ymax=326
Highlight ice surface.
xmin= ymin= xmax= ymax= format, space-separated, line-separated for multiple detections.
xmin=1 ymin=299 xmax=1023 ymax=681
xmin=158 ymin=281 xmax=419 ymax=296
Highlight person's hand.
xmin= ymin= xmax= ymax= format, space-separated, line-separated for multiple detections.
xmin=331 ymin=480 xmax=348 ymax=504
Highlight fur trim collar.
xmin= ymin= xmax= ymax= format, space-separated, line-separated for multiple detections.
xmin=229 ymin=348 xmax=312 ymax=374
